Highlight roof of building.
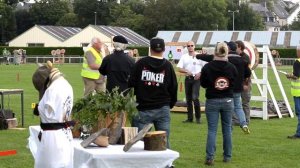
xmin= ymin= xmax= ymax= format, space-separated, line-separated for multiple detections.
xmin=265 ymin=21 xmax=281 ymax=27
xmin=274 ymin=3 xmax=289 ymax=19
xmin=37 ymin=25 xmax=82 ymax=41
xmin=289 ymin=2 xmax=300 ymax=13
xmin=91 ymin=25 xmax=149 ymax=46
xmin=157 ymin=30 xmax=300 ymax=48
xmin=249 ymin=3 xmax=269 ymax=12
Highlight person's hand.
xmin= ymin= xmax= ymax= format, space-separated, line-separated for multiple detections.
xmin=194 ymin=73 xmax=201 ymax=80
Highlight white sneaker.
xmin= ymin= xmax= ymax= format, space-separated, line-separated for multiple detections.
xmin=242 ymin=125 xmax=250 ymax=134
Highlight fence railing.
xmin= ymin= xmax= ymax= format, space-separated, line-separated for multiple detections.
xmin=0 ymin=55 xmax=297 ymax=65
xmin=26 ymin=55 xmax=83 ymax=63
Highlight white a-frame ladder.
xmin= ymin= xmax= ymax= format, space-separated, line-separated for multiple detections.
xmin=250 ymin=45 xmax=294 ymax=120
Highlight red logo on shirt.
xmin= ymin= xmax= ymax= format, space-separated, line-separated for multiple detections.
xmin=214 ymin=77 xmax=229 ymax=90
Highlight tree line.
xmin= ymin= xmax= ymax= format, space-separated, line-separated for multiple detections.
xmin=0 ymin=0 xmax=299 ymax=45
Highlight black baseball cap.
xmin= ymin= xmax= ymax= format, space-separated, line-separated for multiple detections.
xmin=150 ymin=37 xmax=165 ymax=52
xmin=225 ymin=41 xmax=237 ymax=51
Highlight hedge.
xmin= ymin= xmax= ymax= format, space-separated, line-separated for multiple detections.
xmin=271 ymin=48 xmax=297 ymax=58
xmin=0 ymin=46 xmax=297 ymax=58
xmin=0 ymin=47 xmax=84 ymax=56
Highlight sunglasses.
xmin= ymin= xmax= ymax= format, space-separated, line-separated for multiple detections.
xmin=187 ymin=45 xmax=194 ymax=47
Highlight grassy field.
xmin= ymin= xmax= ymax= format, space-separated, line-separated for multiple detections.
xmin=0 ymin=63 xmax=300 ymax=168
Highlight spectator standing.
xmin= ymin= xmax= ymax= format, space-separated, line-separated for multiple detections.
xmin=226 ymin=41 xmax=251 ymax=133
xmin=287 ymin=45 xmax=300 ymax=139
xmin=129 ymin=37 xmax=178 ymax=148
xmin=99 ymin=35 xmax=135 ymax=93
xmin=81 ymin=37 xmax=105 ymax=97
xmin=200 ymin=42 xmax=237 ymax=166
xmin=127 ymin=49 xmax=134 ymax=57
xmin=133 ymin=48 xmax=140 ymax=57
xmin=235 ymin=40 xmax=252 ymax=124
xmin=177 ymin=41 xmax=207 ymax=124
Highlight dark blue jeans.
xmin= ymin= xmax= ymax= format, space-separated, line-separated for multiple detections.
xmin=205 ymin=98 xmax=233 ymax=161
xmin=294 ymin=97 xmax=300 ymax=136
xmin=132 ymin=105 xmax=171 ymax=148
xmin=185 ymin=77 xmax=201 ymax=121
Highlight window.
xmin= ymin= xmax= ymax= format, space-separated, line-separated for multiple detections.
xmin=27 ymin=43 xmax=44 ymax=47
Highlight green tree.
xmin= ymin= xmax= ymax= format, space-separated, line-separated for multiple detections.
xmin=290 ymin=12 xmax=300 ymax=30
xmin=230 ymin=3 xmax=264 ymax=30
xmin=56 ymin=13 xmax=79 ymax=27
xmin=0 ymin=2 xmax=16 ymax=44
xmin=29 ymin=0 xmax=70 ymax=25
xmin=110 ymin=4 xmax=145 ymax=36
xmin=3 ymin=0 xmax=18 ymax=6
xmin=143 ymin=0 xmax=183 ymax=38
xmin=180 ymin=0 xmax=228 ymax=30
xmin=73 ymin=0 xmax=111 ymax=27
xmin=124 ymin=0 xmax=145 ymax=15
xmin=15 ymin=9 xmax=34 ymax=35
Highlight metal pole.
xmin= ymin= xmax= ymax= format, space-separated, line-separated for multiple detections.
xmin=94 ymin=12 xmax=97 ymax=25
xmin=228 ymin=10 xmax=239 ymax=31
xmin=233 ymin=11 xmax=235 ymax=31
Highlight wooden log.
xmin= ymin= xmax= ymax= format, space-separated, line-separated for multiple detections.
xmin=107 ymin=112 xmax=125 ymax=144
xmin=118 ymin=127 xmax=138 ymax=145
xmin=80 ymin=128 xmax=109 ymax=148
xmin=6 ymin=118 xmax=17 ymax=129
xmin=94 ymin=136 xmax=109 ymax=147
xmin=123 ymin=123 xmax=153 ymax=152
xmin=144 ymin=131 xmax=167 ymax=151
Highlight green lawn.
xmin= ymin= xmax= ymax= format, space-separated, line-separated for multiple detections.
xmin=0 ymin=64 xmax=299 ymax=168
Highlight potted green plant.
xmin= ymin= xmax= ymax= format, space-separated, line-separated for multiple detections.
xmin=72 ymin=88 xmax=138 ymax=141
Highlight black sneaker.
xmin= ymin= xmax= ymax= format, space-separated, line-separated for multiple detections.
xmin=223 ymin=158 xmax=231 ymax=163
xmin=196 ymin=119 xmax=201 ymax=124
xmin=287 ymin=135 xmax=300 ymax=139
xmin=204 ymin=159 xmax=214 ymax=166
xmin=182 ymin=119 xmax=193 ymax=123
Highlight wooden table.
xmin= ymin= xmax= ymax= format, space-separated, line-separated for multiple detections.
xmin=0 ymin=89 xmax=24 ymax=127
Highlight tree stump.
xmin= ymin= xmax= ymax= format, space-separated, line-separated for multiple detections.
xmin=123 ymin=123 xmax=153 ymax=152
xmin=144 ymin=131 xmax=167 ymax=151
xmin=118 ymin=127 xmax=138 ymax=145
xmin=6 ymin=118 xmax=17 ymax=129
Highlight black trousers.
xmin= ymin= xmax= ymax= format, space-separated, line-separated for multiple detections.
xmin=185 ymin=77 xmax=201 ymax=121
